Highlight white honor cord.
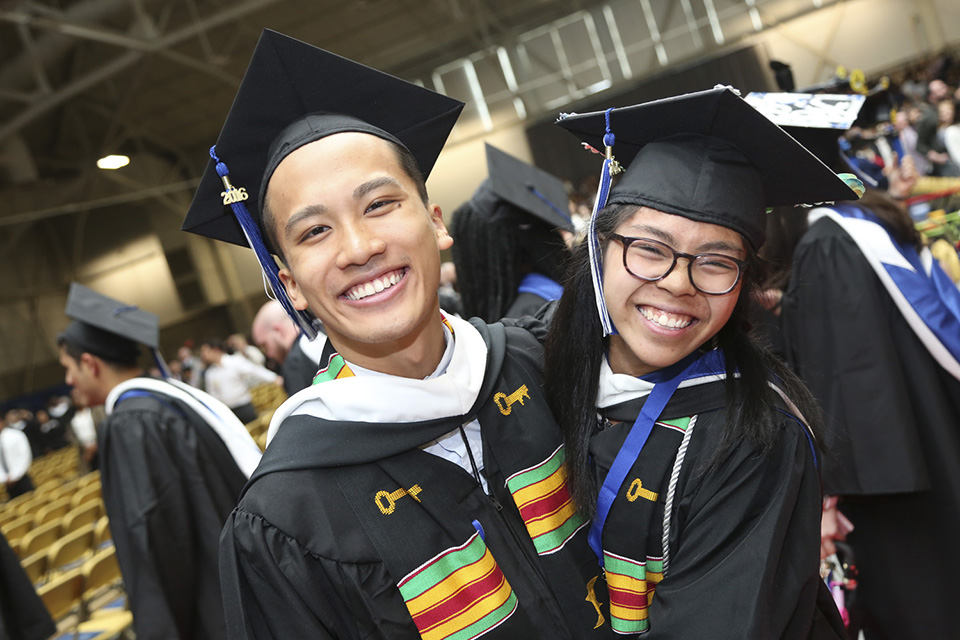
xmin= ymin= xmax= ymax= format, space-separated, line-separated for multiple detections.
xmin=661 ymin=413 xmax=698 ymax=576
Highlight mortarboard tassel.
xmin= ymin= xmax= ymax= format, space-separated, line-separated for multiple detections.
xmin=210 ymin=146 xmax=321 ymax=340
xmin=583 ymin=108 xmax=620 ymax=337
xmin=152 ymin=348 xmax=172 ymax=379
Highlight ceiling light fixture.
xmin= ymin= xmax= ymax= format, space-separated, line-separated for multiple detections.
xmin=96 ymin=154 xmax=130 ymax=170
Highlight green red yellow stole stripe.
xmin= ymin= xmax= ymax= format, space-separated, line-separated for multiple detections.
xmin=397 ymin=531 xmax=518 ymax=640
xmin=604 ymin=551 xmax=664 ymax=634
xmin=505 ymin=445 xmax=587 ymax=555
xmin=311 ymin=314 xmax=455 ymax=385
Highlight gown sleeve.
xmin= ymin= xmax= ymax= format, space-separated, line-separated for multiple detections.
xmin=781 ymin=221 xmax=930 ymax=495
xmin=100 ymin=411 xmax=205 ymax=640
xmin=649 ymin=420 xmax=841 ymax=639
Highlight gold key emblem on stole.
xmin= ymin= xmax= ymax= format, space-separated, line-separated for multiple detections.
xmin=494 ymin=384 xmax=530 ymax=415
xmin=375 ymin=484 xmax=423 ymax=514
xmin=626 ymin=478 xmax=658 ymax=503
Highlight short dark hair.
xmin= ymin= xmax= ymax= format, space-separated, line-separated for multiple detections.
xmin=56 ymin=335 xmax=139 ymax=371
xmin=262 ymin=139 xmax=429 ymax=263
xmin=201 ymin=337 xmax=225 ymax=352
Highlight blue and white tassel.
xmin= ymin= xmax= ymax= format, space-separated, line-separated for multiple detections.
xmin=210 ymin=146 xmax=321 ymax=340
xmin=585 ymin=108 xmax=621 ymax=336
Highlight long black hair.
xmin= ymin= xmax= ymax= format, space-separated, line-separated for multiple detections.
xmin=544 ymin=203 xmax=823 ymax=516
xmin=450 ymin=190 xmax=568 ymax=322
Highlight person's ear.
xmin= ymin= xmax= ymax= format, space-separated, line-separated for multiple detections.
xmin=279 ymin=267 xmax=310 ymax=311
xmin=79 ymin=352 xmax=100 ymax=377
xmin=430 ymin=204 xmax=453 ymax=251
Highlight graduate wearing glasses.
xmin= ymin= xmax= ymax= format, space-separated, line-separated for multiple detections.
xmin=544 ymin=87 xmax=862 ymax=638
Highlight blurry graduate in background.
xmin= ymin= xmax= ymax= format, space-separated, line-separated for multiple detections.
xmin=451 ymin=144 xmax=573 ymax=321
xmin=56 ymin=283 xmax=262 ymax=640
xmin=751 ymin=91 xmax=960 ymax=640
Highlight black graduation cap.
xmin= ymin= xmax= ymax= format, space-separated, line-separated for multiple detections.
xmin=483 ymin=144 xmax=572 ymax=231
xmin=556 ymin=86 xmax=861 ymax=249
xmin=60 ymin=283 xmax=158 ymax=364
xmin=744 ymin=91 xmax=872 ymax=182
xmin=181 ymin=29 xmax=464 ymax=249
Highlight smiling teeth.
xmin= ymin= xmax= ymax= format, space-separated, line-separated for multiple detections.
xmin=346 ymin=271 xmax=403 ymax=301
xmin=640 ymin=306 xmax=692 ymax=329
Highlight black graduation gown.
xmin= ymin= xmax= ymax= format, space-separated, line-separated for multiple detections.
xmin=100 ymin=385 xmax=249 ymax=640
xmin=0 ymin=532 xmax=55 ymax=640
xmin=280 ymin=340 xmax=318 ymax=396
xmin=781 ymin=216 xmax=960 ymax=639
xmin=220 ymin=320 xmax=613 ymax=640
xmin=504 ymin=292 xmax=550 ymax=320
xmin=591 ymin=379 xmax=842 ymax=639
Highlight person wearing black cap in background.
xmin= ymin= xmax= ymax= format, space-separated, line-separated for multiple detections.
xmin=750 ymin=91 xmax=960 ymax=640
xmin=182 ymin=30 xmax=611 ymax=640
xmin=56 ymin=282 xmax=262 ymax=640
xmin=450 ymin=144 xmax=573 ymax=321
xmin=543 ymin=86 xmax=863 ymax=637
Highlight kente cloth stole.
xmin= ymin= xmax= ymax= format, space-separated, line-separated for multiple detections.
xmin=599 ymin=414 xmax=693 ymax=635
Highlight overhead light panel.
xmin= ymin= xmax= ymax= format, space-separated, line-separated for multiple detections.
xmin=97 ymin=154 xmax=130 ymax=170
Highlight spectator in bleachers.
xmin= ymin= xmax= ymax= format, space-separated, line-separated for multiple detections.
xmin=199 ymin=338 xmax=278 ymax=424
xmin=916 ymin=79 xmax=954 ymax=174
xmin=4 ymin=409 xmax=42 ymax=459
xmin=69 ymin=387 xmax=101 ymax=473
xmin=176 ymin=343 xmax=204 ymax=388
xmin=0 ymin=414 xmax=33 ymax=499
xmin=226 ymin=333 xmax=267 ymax=366
xmin=34 ymin=408 xmax=69 ymax=454
xmin=251 ymin=300 xmax=321 ymax=395
xmin=57 ymin=282 xmax=261 ymax=640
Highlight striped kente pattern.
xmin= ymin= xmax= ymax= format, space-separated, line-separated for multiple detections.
xmin=397 ymin=532 xmax=518 ymax=640
xmin=604 ymin=550 xmax=664 ymax=635
xmin=312 ymin=353 xmax=353 ymax=385
xmin=505 ymin=445 xmax=587 ymax=555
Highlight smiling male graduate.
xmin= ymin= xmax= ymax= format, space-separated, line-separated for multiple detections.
xmin=181 ymin=30 xmax=611 ymax=640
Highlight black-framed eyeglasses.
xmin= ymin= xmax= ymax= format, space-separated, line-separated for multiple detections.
xmin=609 ymin=234 xmax=745 ymax=295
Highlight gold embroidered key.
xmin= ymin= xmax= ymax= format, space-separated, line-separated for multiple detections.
xmin=494 ymin=384 xmax=530 ymax=415
xmin=374 ymin=484 xmax=423 ymax=514
xmin=625 ymin=478 xmax=658 ymax=503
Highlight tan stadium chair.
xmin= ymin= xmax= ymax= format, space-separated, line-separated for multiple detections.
xmin=35 ymin=478 xmax=63 ymax=495
xmin=77 ymin=470 xmax=100 ymax=489
xmin=62 ymin=500 xmax=103 ymax=535
xmin=33 ymin=496 xmax=72 ymax=527
xmin=70 ymin=482 xmax=102 ymax=510
xmin=78 ymin=546 xmax=133 ymax=638
xmin=93 ymin=517 xmax=112 ymax=549
xmin=20 ymin=549 xmax=47 ymax=585
xmin=37 ymin=566 xmax=83 ymax=623
xmin=46 ymin=523 xmax=96 ymax=576
xmin=1 ymin=513 xmax=34 ymax=542
xmin=14 ymin=494 xmax=50 ymax=519
xmin=18 ymin=518 xmax=62 ymax=559
xmin=3 ymin=490 xmax=35 ymax=513
xmin=0 ymin=509 xmax=21 ymax=530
